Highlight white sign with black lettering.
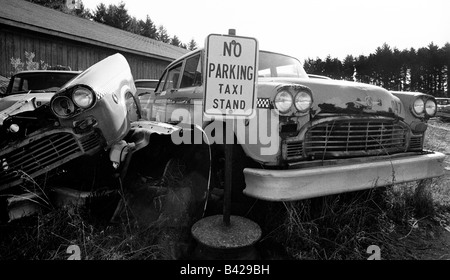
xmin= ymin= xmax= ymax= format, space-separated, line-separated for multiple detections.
xmin=204 ymin=34 xmax=258 ymax=118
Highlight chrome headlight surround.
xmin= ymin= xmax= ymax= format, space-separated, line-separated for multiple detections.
xmin=425 ymin=98 xmax=437 ymax=117
xmin=412 ymin=98 xmax=424 ymax=115
xmin=294 ymin=90 xmax=313 ymax=113
xmin=51 ymin=85 xmax=96 ymax=119
xmin=273 ymin=85 xmax=313 ymax=115
xmin=274 ymin=90 xmax=293 ymax=114
xmin=72 ymin=86 xmax=95 ymax=109
xmin=51 ymin=95 xmax=75 ymax=118
xmin=411 ymin=96 xmax=437 ymax=118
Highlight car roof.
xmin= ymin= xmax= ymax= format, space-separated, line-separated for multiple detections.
xmin=164 ymin=48 xmax=299 ymax=70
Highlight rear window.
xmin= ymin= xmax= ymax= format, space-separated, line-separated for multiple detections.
xmin=6 ymin=72 xmax=77 ymax=95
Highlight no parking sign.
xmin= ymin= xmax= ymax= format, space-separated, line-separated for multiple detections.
xmin=204 ymin=34 xmax=258 ymax=118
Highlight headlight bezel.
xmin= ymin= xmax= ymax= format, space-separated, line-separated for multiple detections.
xmin=412 ymin=97 xmax=425 ymax=116
xmin=51 ymin=85 xmax=96 ymax=119
xmin=274 ymin=90 xmax=293 ymax=114
xmin=294 ymin=90 xmax=313 ymax=113
xmin=51 ymin=95 xmax=76 ymax=118
xmin=411 ymin=96 xmax=437 ymax=118
xmin=425 ymin=98 xmax=437 ymax=117
xmin=273 ymin=85 xmax=313 ymax=115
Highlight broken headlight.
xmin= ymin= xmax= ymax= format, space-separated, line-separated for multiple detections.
xmin=52 ymin=96 xmax=76 ymax=118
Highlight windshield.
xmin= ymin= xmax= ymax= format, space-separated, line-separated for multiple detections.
xmin=5 ymin=72 xmax=78 ymax=95
xmin=258 ymin=51 xmax=308 ymax=78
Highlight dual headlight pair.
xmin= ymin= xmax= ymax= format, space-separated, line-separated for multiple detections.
xmin=51 ymin=86 xmax=96 ymax=118
xmin=412 ymin=97 xmax=437 ymax=117
xmin=274 ymin=87 xmax=313 ymax=114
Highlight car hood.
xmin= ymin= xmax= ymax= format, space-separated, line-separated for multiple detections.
xmin=260 ymin=78 xmax=404 ymax=119
xmin=58 ymin=53 xmax=136 ymax=100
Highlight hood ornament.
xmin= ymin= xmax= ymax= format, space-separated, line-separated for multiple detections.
xmin=355 ymin=96 xmax=382 ymax=110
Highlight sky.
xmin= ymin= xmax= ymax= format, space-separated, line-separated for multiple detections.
xmin=82 ymin=0 xmax=450 ymax=61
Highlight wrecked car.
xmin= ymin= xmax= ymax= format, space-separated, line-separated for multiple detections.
xmin=435 ymin=97 xmax=450 ymax=121
xmin=146 ymin=49 xmax=445 ymax=206
xmin=0 ymin=54 xmax=211 ymax=224
xmin=1 ymin=70 xmax=81 ymax=111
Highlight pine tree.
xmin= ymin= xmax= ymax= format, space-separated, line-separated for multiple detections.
xmin=188 ymin=39 xmax=197 ymax=51
xmin=170 ymin=35 xmax=182 ymax=47
xmin=157 ymin=25 xmax=170 ymax=43
xmin=140 ymin=15 xmax=158 ymax=39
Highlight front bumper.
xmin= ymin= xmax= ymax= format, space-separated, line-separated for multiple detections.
xmin=243 ymin=152 xmax=445 ymax=201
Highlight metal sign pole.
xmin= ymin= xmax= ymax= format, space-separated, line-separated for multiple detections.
xmin=222 ymin=28 xmax=236 ymax=227
xmin=223 ymin=125 xmax=232 ymax=226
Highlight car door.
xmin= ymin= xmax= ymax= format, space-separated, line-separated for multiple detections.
xmin=150 ymin=62 xmax=182 ymax=122
xmin=166 ymin=51 xmax=203 ymax=127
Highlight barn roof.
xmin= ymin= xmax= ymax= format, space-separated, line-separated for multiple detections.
xmin=0 ymin=0 xmax=189 ymax=62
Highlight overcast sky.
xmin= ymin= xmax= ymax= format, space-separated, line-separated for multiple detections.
xmin=82 ymin=0 xmax=450 ymax=61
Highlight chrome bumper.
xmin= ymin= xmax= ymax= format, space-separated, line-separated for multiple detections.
xmin=243 ymin=152 xmax=446 ymax=201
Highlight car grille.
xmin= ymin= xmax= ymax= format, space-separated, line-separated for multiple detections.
xmin=0 ymin=131 xmax=102 ymax=190
xmin=303 ymin=119 xmax=408 ymax=158
xmin=408 ymin=135 xmax=424 ymax=151
xmin=284 ymin=140 xmax=303 ymax=161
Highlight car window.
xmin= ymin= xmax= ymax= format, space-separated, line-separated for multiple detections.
xmin=7 ymin=72 xmax=77 ymax=95
xmin=135 ymin=80 xmax=158 ymax=88
xmin=258 ymin=51 xmax=308 ymax=78
xmin=180 ymin=54 xmax=202 ymax=88
xmin=162 ymin=63 xmax=182 ymax=92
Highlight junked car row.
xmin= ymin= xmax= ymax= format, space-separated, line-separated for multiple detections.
xmin=0 ymin=45 xmax=445 ymax=227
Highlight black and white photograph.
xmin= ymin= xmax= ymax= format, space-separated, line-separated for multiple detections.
xmin=0 ymin=0 xmax=449 ymax=270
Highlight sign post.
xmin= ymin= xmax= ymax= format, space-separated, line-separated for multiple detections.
xmin=191 ymin=30 xmax=261 ymax=259
xmin=204 ymin=30 xmax=258 ymax=225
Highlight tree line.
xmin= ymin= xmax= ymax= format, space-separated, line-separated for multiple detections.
xmin=304 ymin=42 xmax=450 ymax=97
xmin=26 ymin=0 xmax=198 ymax=50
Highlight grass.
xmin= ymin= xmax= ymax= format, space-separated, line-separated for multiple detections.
xmin=263 ymin=184 xmax=427 ymax=260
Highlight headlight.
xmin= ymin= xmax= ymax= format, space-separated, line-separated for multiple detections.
xmin=425 ymin=99 xmax=437 ymax=116
xmin=274 ymin=91 xmax=293 ymax=113
xmin=413 ymin=98 xmax=424 ymax=115
xmin=294 ymin=91 xmax=312 ymax=112
xmin=73 ymin=87 xmax=95 ymax=109
xmin=52 ymin=96 xmax=75 ymax=118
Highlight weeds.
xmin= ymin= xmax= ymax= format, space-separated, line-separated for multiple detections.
xmin=0 ymin=205 xmax=165 ymax=260
xmin=269 ymin=177 xmax=444 ymax=260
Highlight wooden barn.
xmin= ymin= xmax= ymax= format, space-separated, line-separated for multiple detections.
xmin=0 ymin=0 xmax=188 ymax=80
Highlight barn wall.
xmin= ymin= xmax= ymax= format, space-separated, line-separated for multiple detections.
xmin=0 ymin=24 xmax=170 ymax=80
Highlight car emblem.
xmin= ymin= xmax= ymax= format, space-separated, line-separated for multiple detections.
xmin=365 ymin=96 xmax=373 ymax=108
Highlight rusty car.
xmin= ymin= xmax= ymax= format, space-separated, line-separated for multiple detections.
xmin=145 ymin=49 xmax=445 ymax=210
